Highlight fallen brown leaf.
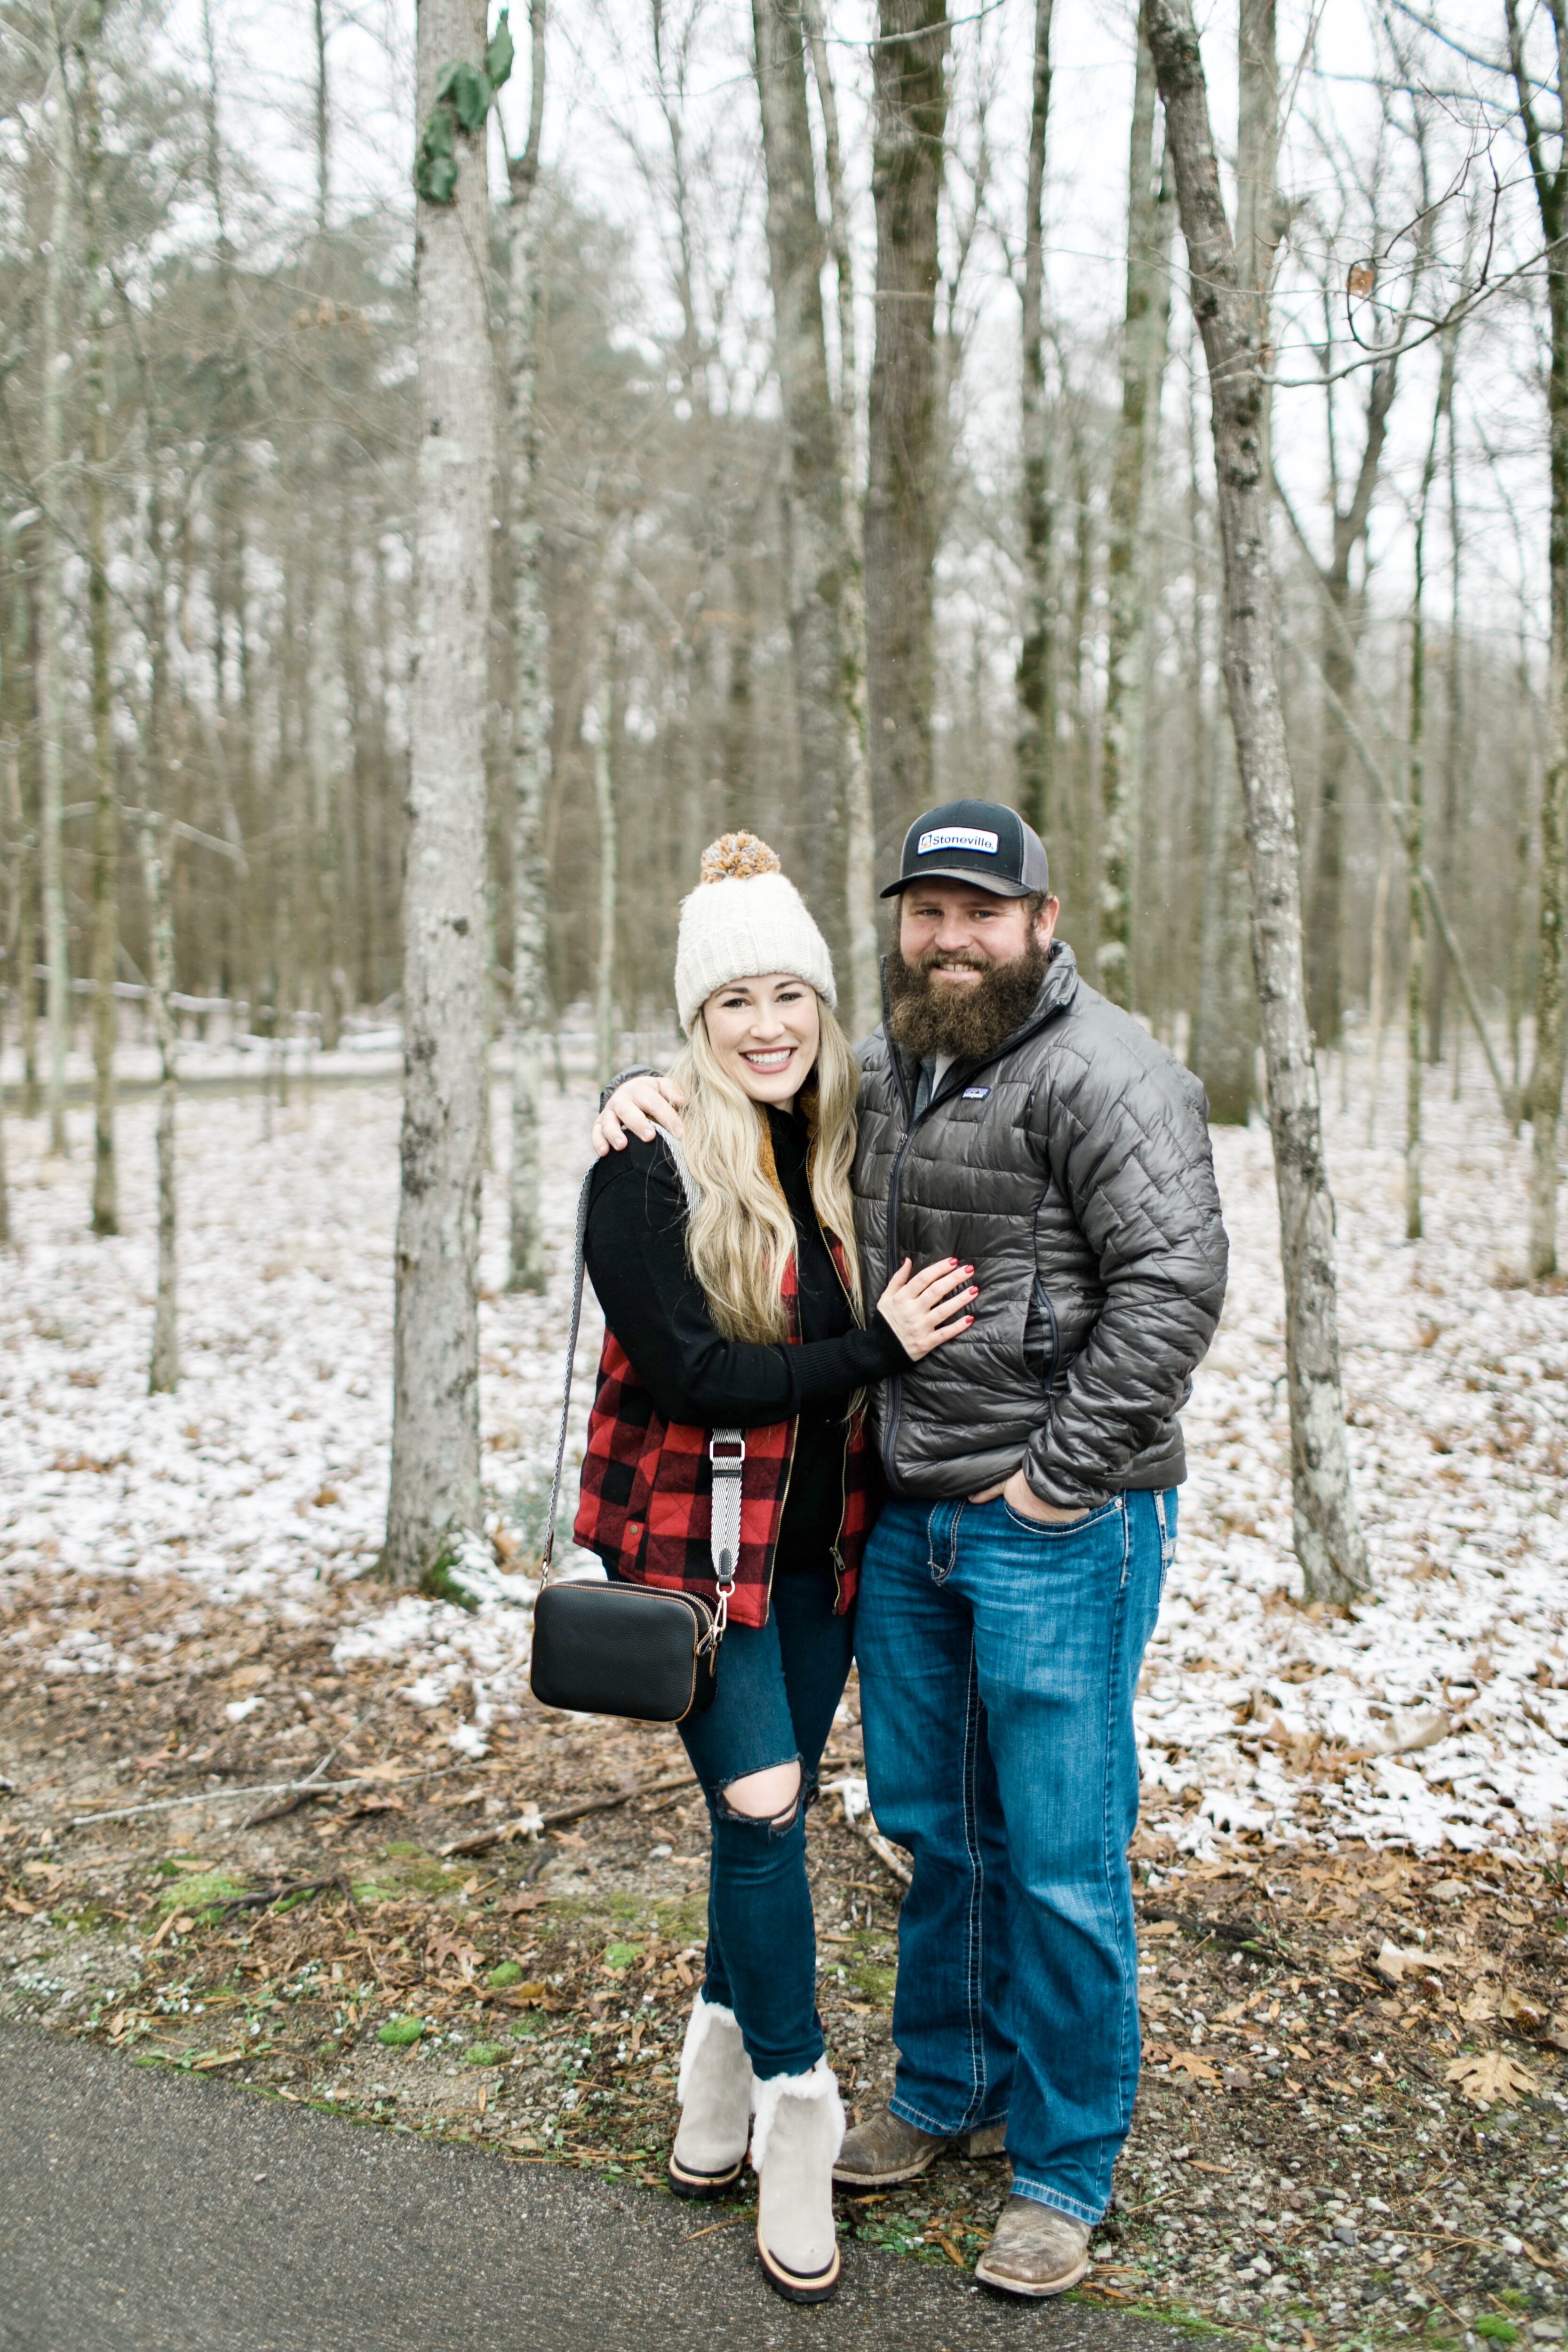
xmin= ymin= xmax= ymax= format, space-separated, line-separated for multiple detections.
xmin=1167 ymin=2050 xmax=1222 ymax=2086
xmin=1444 ymin=2050 xmax=1537 ymax=2110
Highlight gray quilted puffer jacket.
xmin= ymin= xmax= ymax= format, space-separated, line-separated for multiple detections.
xmin=853 ymin=941 xmax=1229 ymax=1510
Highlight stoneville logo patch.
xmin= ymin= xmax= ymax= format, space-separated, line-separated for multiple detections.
xmin=917 ymin=826 xmax=999 ymax=857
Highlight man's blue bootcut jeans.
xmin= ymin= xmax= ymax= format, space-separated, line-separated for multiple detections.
xmin=856 ymin=1486 xmax=1175 ymax=2224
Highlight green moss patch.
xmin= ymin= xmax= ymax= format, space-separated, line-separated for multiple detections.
xmin=155 ymin=1872 xmax=249 ymax=1918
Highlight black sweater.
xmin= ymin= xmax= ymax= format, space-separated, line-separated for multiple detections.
xmin=584 ymin=1108 xmax=907 ymax=1573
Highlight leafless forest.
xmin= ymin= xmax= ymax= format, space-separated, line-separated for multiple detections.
xmin=1 ymin=0 xmax=1565 ymax=1581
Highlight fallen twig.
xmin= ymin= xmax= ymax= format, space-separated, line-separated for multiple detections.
xmin=241 ymin=1736 xmax=346 ymax=1831
xmin=822 ymin=1780 xmax=912 ymax=1888
xmin=213 ymin=1874 xmax=358 ymax=1921
xmin=440 ymin=1770 xmax=693 ymax=1859
xmin=682 ymin=2214 xmax=747 ymax=2242
xmin=69 ymin=1760 xmax=462 ymax=1830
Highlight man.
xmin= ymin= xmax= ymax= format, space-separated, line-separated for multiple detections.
xmin=595 ymin=798 xmax=1228 ymax=2297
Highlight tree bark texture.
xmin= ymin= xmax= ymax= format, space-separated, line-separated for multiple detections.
xmin=138 ymin=811 xmax=179 ymax=1393
xmin=1145 ymin=0 xmax=1369 ymax=1603
xmin=1234 ymin=0 xmax=1277 ymax=418
xmin=1405 ymin=343 xmax=1453 ymax=1244
xmin=800 ymin=0 xmax=877 ymax=1035
xmin=383 ymin=0 xmax=495 ymax=1583
xmin=1193 ymin=724 xmax=1256 ymax=1122
xmin=1428 ymin=403 xmax=1465 ymax=1065
xmin=753 ymin=0 xmax=847 ymax=937
xmin=1014 ymin=0 xmax=1055 ymax=844
xmin=865 ymin=0 xmax=948 ymax=877
xmin=83 ymin=34 xmax=119 ymax=1236
xmin=40 ymin=111 xmax=72 ymax=1158
xmin=505 ymin=0 xmax=550 ymax=1296
xmin=1507 ymin=0 xmax=1568 ymax=1278
xmin=1098 ymin=16 xmax=1169 ymax=1011
xmin=1187 ymin=325 xmax=1256 ymax=1124
xmin=592 ymin=645 xmax=618 ymax=1090
xmin=1298 ymin=349 xmax=1398 ymax=1050
xmin=6 ymin=570 xmax=42 ymax=1110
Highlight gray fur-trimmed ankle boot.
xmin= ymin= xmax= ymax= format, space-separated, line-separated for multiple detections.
xmin=750 ymin=2059 xmax=846 ymax=2303
xmin=667 ymin=1996 xmax=753 ymax=2199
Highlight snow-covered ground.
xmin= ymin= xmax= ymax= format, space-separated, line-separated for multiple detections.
xmin=2 ymin=1049 xmax=1564 ymax=1855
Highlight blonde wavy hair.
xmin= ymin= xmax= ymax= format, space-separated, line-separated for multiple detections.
xmin=669 ymin=995 xmax=864 ymax=1345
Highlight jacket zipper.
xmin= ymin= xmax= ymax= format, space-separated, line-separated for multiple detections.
xmin=878 ymin=998 xmax=1071 ymax=1488
xmin=1035 ymin=1277 xmax=1060 ymax=1388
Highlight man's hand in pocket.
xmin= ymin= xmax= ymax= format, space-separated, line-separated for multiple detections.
xmin=969 ymin=1469 xmax=1090 ymax=1524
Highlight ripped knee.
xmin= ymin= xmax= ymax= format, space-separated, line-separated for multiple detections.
xmin=716 ymin=1759 xmax=803 ymax=1831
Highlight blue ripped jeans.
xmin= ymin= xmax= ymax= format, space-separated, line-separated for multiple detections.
xmin=612 ymin=1568 xmax=855 ymax=2083
xmin=856 ymin=1488 xmax=1175 ymax=2224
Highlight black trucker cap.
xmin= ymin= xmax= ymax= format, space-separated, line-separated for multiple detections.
xmin=880 ymin=798 xmax=1051 ymax=900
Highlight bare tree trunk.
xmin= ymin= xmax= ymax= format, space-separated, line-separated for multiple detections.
xmin=1014 ymin=0 xmax=1055 ymax=844
xmin=800 ymin=0 xmax=877 ymax=1036
xmin=1193 ymin=731 xmax=1256 ymax=1121
xmin=82 ymin=31 xmax=119 ymax=1234
xmin=1366 ymin=799 xmax=1392 ymax=1144
xmin=313 ymin=0 xmax=330 ymax=237
xmin=504 ymin=0 xmax=549 ymax=1295
xmin=1146 ymin=0 xmax=1369 ymax=1603
xmin=752 ymin=0 xmax=846 ymax=934
xmin=13 ymin=655 xmax=40 ymax=1115
xmin=138 ymin=810 xmax=179 ymax=1391
xmin=1507 ymin=0 xmax=1567 ymax=1278
xmin=39 ymin=108 xmax=72 ymax=1159
xmin=307 ymin=2 xmax=340 ymax=1055
xmin=592 ymin=642 xmax=618 ymax=1090
xmin=1187 ymin=327 xmax=1254 ymax=1121
xmin=0 ymin=737 xmax=10 ymax=1240
xmin=1429 ymin=397 xmax=1465 ymax=1065
xmin=5 ymin=485 xmax=40 ymax=1130
xmin=1302 ymin=357 xmax=1400 ymax=1051
xmin=1508 ymin=615 xmax=1537 ymax=1116
xmin=308 ymin=559 xmax=343 ymax=1052
xmin=1405 ymin=342 xmax=1453 ymax=1242
xmin=865 ymin=0 xmax=949 ymax=874
xmin=1098 ymin=15 xmax=1169 ymax=1010
xmin=1234 ymin=0 xmax=1276 ymax=453
xmin=383 ymin=0 xmax=495 ymax=1584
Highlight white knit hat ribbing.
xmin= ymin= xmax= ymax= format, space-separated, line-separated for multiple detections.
xmin=675 ymin=834 xmax=837 ymax=1034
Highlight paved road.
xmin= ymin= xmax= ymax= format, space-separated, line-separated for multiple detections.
xmin=1 ymin=2026 xmax=1193 ymax=2352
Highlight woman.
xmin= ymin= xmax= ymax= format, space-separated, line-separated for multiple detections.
xmin=575 ymin=833 xmax=973 ymax=2304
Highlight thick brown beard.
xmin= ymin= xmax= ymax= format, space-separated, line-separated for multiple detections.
xmin=885 ymin=938 xmax=1051 ymax=1064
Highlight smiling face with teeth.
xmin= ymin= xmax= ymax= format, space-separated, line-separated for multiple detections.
xmin=701 ymin=972 xmax=822 ymax=1107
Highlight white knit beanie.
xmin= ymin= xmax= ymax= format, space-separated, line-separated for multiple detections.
xmin=674 ymin=834 xmax=837 ymax=1034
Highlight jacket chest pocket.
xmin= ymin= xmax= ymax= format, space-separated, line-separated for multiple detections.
xmin=946 ymin=1086 xmax=994 ymax=1124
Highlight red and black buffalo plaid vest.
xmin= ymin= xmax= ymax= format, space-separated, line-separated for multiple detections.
xmin=573 ymin=1230 xmax=877 ymax=1629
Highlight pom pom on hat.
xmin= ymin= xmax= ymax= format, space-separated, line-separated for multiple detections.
xmin=675 ymin=834 xmax=836 ymax=1033
xmin=700 ymin=831 xmax=782 ymax=884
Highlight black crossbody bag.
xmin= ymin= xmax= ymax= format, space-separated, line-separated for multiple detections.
xmin=529 ymin=1146 xmax=738 ymax=1724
